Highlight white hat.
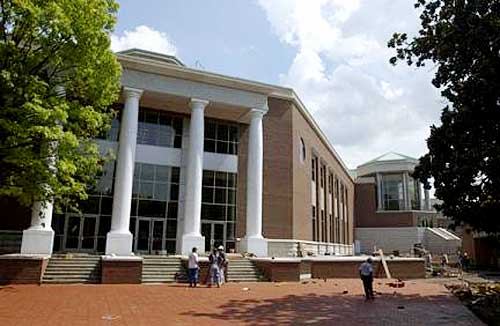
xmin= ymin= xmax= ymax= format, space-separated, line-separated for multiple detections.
xmin=217 ymin=245 xmax=224 ymax=250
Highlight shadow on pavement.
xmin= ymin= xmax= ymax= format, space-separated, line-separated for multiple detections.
xmin=181 ymin=291 xmax=480 ymax=326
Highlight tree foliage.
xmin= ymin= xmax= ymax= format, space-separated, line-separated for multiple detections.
xmin=388 ymin=0 xmax=500 ymax=233
xmin=0 ymin=0 xmax=121 ymax=211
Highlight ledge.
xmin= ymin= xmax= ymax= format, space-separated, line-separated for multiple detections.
xmin=101 ymin=255 xmax=143 ymax=262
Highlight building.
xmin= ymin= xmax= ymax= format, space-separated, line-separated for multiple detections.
xmin=353 ymin=152 xmax=460 ymax=255
xmin=0 ymin=49 xmax=354 ymax=258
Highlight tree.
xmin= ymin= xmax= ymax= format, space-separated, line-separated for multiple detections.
xmin=388 ymin=0 xmax=500 ymax=233
xmin=0 ymin=0 xmax=121 ymax=212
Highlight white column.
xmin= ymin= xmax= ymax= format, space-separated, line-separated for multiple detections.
xmin=240 ymin=108 xmax=267 ymax=257
xmin=20 ymin=201 xmax=55 ymax=255
xmin=376 ymin=173 xmax=383 ymax=211
xmin=21 ymin=87 xmax=64 ymax=255
xmin=105 ymin=87 xmax=143 ymax=256
xmin=402 ymin=172 xmax=410 ymax=210
xmin=424 ymin=188 xmax=431 ymax=211
xmin=180 ymin=98 xmax=209 ymax=255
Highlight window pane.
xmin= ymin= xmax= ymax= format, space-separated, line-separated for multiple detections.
xmin=204 ymin=139 xmax=216 ymax=152
xmin=229 ymin=126 xmax=238 ymax=142
xmin=98 ymin=215 xmax=111 ymax=236
xmin=130 ymin=199 xmax=138 ymax=216
xmin=167 ymin=202 xmax=178 ymax=219
xmin=100 ymin=197 xmax=113 ymax=215
xmin=156 ymin=166 xmax=170 ymax=181
xmin=205 ymin=122 xmax=216 ymax=139
xmin=141 ymin=164 xmax=155 ymax=181
xmin=173 ymin=118 xmax=183 ymax=135
xmin=227 ymin=206 xmax=236 ymax=221
xmin=214 ymin=188 xmax=227 ymax=204
xmin=227 ymin=189 xmax=236 ymax=205
xmin=226 ymin=222 xmax=235 ymax=240
xmin=159 ymin=113 xmax=171 ymax=126
xmin=145 ymin=110 xmax=158 ymax=124
xmin=215 ymin=172 xmax=227 ymax=187
xmin=166 ymin=220 xmax=177 ymax=239
xmin=170 ymin=184 xmax=179 ymax=201
xmin=138 ymin=200 xmax=166 ymax=218
xmin=140 ymin=182 xmax=154 ymax=199
xmin=217 ymin=124 xmax=228 ymax=141
xmin=154 ymin=183 xmax=168 ymax=201
xmin=203 ymin=170 xmax=214 ymax=186
xmin=227 ymin=173 xmax=236 ymax=188
xmin=171 ymin=167 xmax=180 ymax=184
xmin=174 ymin=135 xmax=183 ymax=148
xmin=217 ymin=141 xmax=228 ymax=154
xmin=80 ymin=196 xmax=100 ymax=214
xmin=202 ymin=187 xmax=214 ymax=203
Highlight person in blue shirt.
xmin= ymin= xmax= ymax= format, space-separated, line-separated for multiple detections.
xmin=359 ymin=257 xmax=374 ymax=301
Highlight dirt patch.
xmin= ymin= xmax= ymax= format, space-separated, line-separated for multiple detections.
xmin=446 ymin=282 xmax=500 ymax=325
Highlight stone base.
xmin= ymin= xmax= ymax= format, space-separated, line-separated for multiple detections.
xmin=181 ymin=234 xmax=205 ymax=255
xmin=101 ymin=256 xmax=143 ymax=284
xmin=21 ymin=228 xmax=54 ymax=255
xmin=240 ymin=236 xmax=268 ymax=257
xmin=105 ymin=231 xmax=133 ymax=256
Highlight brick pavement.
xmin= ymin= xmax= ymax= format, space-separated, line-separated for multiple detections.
xmin=0 ymin=279 xmax=483 ymax=326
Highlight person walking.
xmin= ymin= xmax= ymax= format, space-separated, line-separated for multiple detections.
xmin=217 ymin=245 xmax=228 ymax=284
xmin=188 ymin=247 xmax=199 ymax=287
xmin=359 ymin=257 xmax=374 ymax=301
xmin=208 ymin=249 xmax=221 ymax=288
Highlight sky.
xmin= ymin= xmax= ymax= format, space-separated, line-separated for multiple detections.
xmin=112 ymin=0 xmax=444 ymax=169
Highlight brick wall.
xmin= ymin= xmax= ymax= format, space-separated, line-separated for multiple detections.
xmin=101 ymin=259 xmax=142 ymax=284
xmin=0 ymin=257 xmax=48 ymax=284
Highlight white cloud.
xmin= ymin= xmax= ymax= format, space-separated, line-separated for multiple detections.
xmin=258 ymin=0 xmax=443 ymax=168
xmin=111 ymin=25 xmax=177 ymax=55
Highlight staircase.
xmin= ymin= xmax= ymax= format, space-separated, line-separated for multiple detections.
xmin=226 ymin=258 xmax=265 ymax=282
xmin=142 ymin=256 xmax=186 ymax=283
xmin=43 ymin=254 xmax=101 ymax=284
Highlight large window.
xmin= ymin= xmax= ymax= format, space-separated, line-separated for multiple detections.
xmin=204 ymin=120 xmax=239 ymax=155
xmin=381 ymin=174 xmax=405 ymax=210
xmin=137 ymin=108 xmax=183 ymax=148
xmin=131 ymin=163 xmax=180 ymax=253
xmin=408 ymin=176 xmax=421 ymax=210
xmin=201 ymin=170 xmax=237 ymax=248
xmin=52 ymin=160 xmax=117 ymax=253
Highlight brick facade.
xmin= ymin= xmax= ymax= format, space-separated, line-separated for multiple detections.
xmin=101 ymin=259 xmax=142 ymax=284
xmin=0 ymin=256 xmax=48 ymax=284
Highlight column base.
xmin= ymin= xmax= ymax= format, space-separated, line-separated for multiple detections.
xmin=105 ymin=231 xmax=133 ymax=256
xmin=21 ymin=228 xmax=54 ymax=255
xmin=180 ymin=234 xmax=205 ymax=255
xmin=240 ymin=236 xmax=268 ymax=257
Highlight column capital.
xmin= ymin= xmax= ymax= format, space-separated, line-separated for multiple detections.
xmin=123 ymin=87 xmax=143 ymax=99
xmin=190 ymin=98 xmax=209 ymax=110
xmin=249 ymin=107 xmax=267 ymax=118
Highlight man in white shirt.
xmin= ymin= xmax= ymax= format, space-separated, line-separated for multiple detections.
xmin=188 ymin=247 xmax=199 ymax=287
xmin=359 ymin=257 xmax=374 ymax=300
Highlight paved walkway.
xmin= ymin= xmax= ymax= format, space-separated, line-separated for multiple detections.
xmin=0 ymin=279 xmax=482 ymax=326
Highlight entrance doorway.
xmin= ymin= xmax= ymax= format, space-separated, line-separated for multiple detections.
xmin=63 ymin=214 xmax=99 ymax=252
xmin=201 ymin=221 xmax=226 ymax=252
xmin=131 ymin=218 xmax=166 ymax=254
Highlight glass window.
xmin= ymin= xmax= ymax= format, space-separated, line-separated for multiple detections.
xmin=381 ymin=174 xmax=405 ymax=211
xmin=408 ymin=177 xmax=421 ymax=210
xmin=204 ymin=119 xmax=239 ymax=155
xmin=137 ymin=108 xmax=183 ymax=148
xmin=201 ymin=170 xmax=237 ymax=224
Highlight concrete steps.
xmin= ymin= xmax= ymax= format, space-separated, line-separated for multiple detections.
xmin=43 ymin=254 xmax=101 ymax=284
xmin=142 ymin=256 xmax=186 ymax=283
xmin=226 ymin=259 xmax=265 ymax=282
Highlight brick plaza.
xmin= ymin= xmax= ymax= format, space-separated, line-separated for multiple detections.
xmin=0 ymin=279 xmax=482 ymax=326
